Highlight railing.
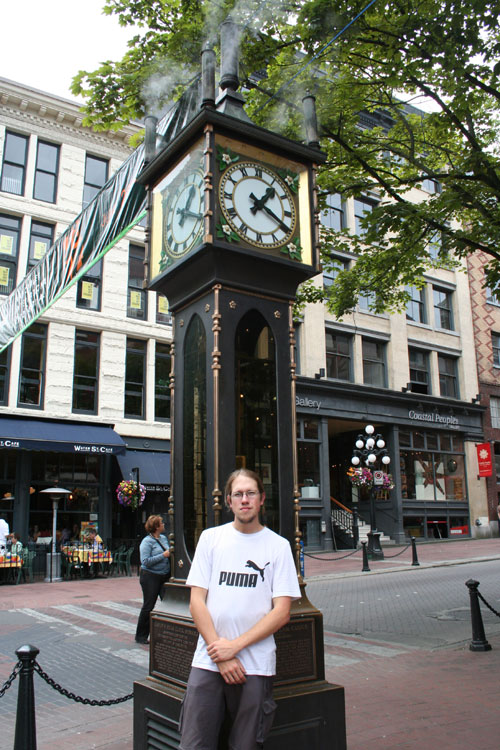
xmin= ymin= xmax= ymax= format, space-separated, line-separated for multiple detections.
xmin=330 ymin=497 xmax=360 ymax=549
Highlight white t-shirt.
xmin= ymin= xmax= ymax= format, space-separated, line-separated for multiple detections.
xmin=0 ymin=518 xmax=9 ymax=549
xmin=186 ymin=523 xmax=301 ymax=676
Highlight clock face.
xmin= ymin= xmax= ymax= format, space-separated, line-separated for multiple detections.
xmin=219 ymin=161 xmax=297 ymax=249
xmin=162 ymin=170 xmax=204 ymax=261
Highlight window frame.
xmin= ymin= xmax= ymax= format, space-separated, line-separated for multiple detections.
xmin=18 ymin=323 xmax=47 ymax=408
xmin=155 ymin=342 xmax=171 ymax=421
xmin=27 ymin=220 xmax=54 ymax=270
xmin=433 ymin=286 xmax=454 ymax=331
xmin=353 ymin=195 xmax=378 ymax=237
xmin=438 ymin=354 xmax=459 ymax=399
xmin=0 ymin=213 xmax=20 ymax=296
xmin=127 ymin=244 xmax=147 ymax=320
xmin=326 ymin=330 xmax=352 ymax=381
xmin=406 ymin=285 xmax=427 ymax=324
xmin=492 ymin=333 xmax=500 ymax=367
xmin=72 ymin=329 xmax=100 ymax=415
xmin=76 ymin=259 xmax=102 ymax=311
xmin=125 ymin=338 xmax=147 ymax=419
xmin=321 ymin=193 xmax=345 ymax=232
xmin=408 ymin=347 xmax=430 ymax=395
xmin=33 ymin=139 xmax=60 ymax=203
xmin=491 ymin=397 xmax=500 ymax=429
xmin=362 ymin=337 xmax=387 ymax=387
xmin=83 ymin=153 xmax=109 ymax=208
xmin=1 ymin=131 xmax=29 ymax=196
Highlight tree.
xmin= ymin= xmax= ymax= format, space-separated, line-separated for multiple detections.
xmin=73 ymin=0 xmax=500 ymax=315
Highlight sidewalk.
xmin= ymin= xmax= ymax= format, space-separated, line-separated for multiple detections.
xmin=2 ymin=536 xmax=500 ymax=749
xmin=304 ymin=535 xmax=500 ymax=579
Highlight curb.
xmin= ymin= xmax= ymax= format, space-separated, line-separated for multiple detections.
xmin=305 ymin=554 xmax=500 ymax=582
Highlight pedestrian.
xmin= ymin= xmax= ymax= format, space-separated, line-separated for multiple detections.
xmin=0 ymin=515 xmax=9 ymax=551
xmin=8 ymin=532 xmax=23 ymax=556
xmin=135 ymin=515 xmax=170 ymax=645
xmin=179 ymin=468 xmax=301 ymax=750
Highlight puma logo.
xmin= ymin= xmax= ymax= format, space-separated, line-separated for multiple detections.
xmin=246 ymin=560 xmax=270 ymax=582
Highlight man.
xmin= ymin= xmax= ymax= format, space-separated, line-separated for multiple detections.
xmin=179 ymin=468 xmax=301 ymax=750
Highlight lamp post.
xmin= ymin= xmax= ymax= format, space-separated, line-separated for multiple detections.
xmin=40 ymin=486 xmax=71 ymax=582
xmin=351 ymin=424 xmax=391 ymax=560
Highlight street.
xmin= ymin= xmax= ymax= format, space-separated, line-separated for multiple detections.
xmin=1 ymin=548 xmax=500 ymax=749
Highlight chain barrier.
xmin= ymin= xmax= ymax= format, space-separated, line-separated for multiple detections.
xmin=33 ymin=662 xmax=133 ymax=705
xmin=304 ymin=547 xmax=360 ymax=562
xmin=381 ymin=543 xmax=411 ymax=559
xmin=0 ymin=661 xmax=22 ymax=699
xmin=476 ymin=590 xmax=500 ymax=619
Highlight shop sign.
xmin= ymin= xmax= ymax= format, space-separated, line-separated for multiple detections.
xmin=476 ymin=442 xmax=493 ymax=477
xmin=296 ymin=396 xmax=321 ymax=411
xmin=408 ymin=410 xmax=459 ymax=429
xmin=73 ymin=444 xmax=115 ymax=454
xmin=145 ymin=484 xmax=169 ymax=492
xmin=0 ymin=439 xmax=20 ymax=448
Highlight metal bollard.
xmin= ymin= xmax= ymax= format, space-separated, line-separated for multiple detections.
xmin=14 ymin=644 xmax=39 ymax=750
xmin=465 ymin=580 xmax=492 ymax=652
xmin=361 ymin=541 xmax=370 ymax=572
xmin=352 ymin=509 xmax=359 ymax=549
xmin=411 ymin=537 xmax=420 ymax=566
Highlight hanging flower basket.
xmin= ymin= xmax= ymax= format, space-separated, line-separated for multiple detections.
xmin=116 ymin=480 xmax=146 ymax=510
xmin=347 ymin=467 xmax=395 ymax=490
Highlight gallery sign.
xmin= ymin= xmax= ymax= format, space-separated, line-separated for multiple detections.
xmin=476 ymin=442 xmax=493 ymax=477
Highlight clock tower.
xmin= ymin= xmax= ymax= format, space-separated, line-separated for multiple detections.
xmin=134 ymin=20 xmax=346 ymax=750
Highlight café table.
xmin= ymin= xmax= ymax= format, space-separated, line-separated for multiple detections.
xmin=0 ymin=554 xmax=22 ymax=583
xmin=61 ymin=546 xmax=113 ymax=576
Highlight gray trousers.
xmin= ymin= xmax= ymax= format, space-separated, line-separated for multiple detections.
xmin=179 ymin=667 xmax=276 ymax=750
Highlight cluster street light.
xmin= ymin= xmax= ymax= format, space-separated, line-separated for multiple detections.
xmin=351 ymin=424 xmax=391 ymax=560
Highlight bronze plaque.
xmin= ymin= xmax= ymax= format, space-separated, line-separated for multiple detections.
xmin=275 ymin=617 xmax=317 ymax=684
xmin=150 ymin=616 xmax=198 ymax=686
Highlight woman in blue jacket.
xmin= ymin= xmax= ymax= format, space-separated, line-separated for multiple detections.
xmin=135 ymin=515 xmax=170 ymax=644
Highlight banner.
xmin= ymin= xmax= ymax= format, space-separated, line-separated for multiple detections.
xmin=476 ymin=442 xmax=493 ymax=477
xmin=0 ymin=79 xmax=202 ymax=352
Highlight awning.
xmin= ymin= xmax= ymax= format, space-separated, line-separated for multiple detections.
xmin=117 ymin=450 xmax=170 ymax=490
xmin=0 ymin=417 xmax=126 ymax=455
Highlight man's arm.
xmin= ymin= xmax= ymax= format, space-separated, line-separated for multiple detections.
xmin=206 ymin=596 xmax=292 ymax=664
xmin=189 ymin=586 xmax=247 ymax=684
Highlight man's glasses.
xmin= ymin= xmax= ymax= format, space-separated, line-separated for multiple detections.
xmin=231 ymin=491 xmax=260 ymax=500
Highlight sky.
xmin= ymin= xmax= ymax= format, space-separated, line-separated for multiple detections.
xmin=3 ymin=0 xmax=136 ymax=102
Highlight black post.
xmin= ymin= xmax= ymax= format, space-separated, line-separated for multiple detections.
xmin=465 ymin=579 xmax=492 ymax=652
xmin=352 ymin=508 xmax=359 ymax=549
xmin=361 ymin=541 xmax=370 ymax=572
xmin=411 ymin=537 xmax=420 ymax=566
xmin=14 ymin=644 xmax=39 ymax=750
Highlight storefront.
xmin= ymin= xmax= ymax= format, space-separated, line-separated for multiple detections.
xmin=0 ymin=415 xmax=170 ymax=545
xmin=295 ymin=378 xmax=485 ymax=550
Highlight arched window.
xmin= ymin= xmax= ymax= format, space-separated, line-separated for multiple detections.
xmin=183 ymin=315 xmax=207 ymax=556
xmin=235 ymin=311 xmax=278 ymax=530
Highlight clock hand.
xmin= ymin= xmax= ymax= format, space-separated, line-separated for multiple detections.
xmin=261 ymin=204 xmax=290 ymax=234
xmin=178 ymin=185 xmax=196 ymax=227
xmin=250 ymin=187 xmax=275 ymax=214
xmin=177 ymin=208 xmax=202 ymax=221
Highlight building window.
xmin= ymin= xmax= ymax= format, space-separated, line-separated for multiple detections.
xmin=72 ymin=330 xmax=100 ymax=414
xmin=362 ymin=338 xmax=386 ymax=387
xmin=83 ymin=154 xmax=109 ymax=208
xmin=18 ymin=322 xmax=47 ymax=407
xmin=486 ymin=286 xmax=500 ymax=305
xmin=321 ymin=194 xmax=345 ymax=231
xmin=358 ymin=291 xmax=376 ymax=311
xmin=125 ymin=338 xmax=146 ymax=418
xmin=326 ymin=331 xmax=352 ymax=380
xmin=156 ymin=294 xmax=171 ymax=324
xmin=421 ymin=178 xmax=440 ymax=194
xmin=76 ymin=260 xmax=102 ymax=311
xmin=491 ymin=397 xmax=500 ymax=429
xmin=492 ymin=333 xmax=500 ymax=367
xmin=0 ymin=346 xmax=11 ymax=405
xmin=33 ymin=140 xmax=60 ymax=203
xmin=0 ymin=214 xmax=20 ymax=295
xmin=406 ymin=285 xmax=426 ymax=324
xmin=409 ymin=348 xmax=430 ymax=394
xmin=155 ymin=343 xmax=171 ymax=420
xmin=28 ymin=221 xmax=54 ymax=269
xmin=127 ymin=244 xmax=147 ymax=320
xmin=323 ymin=256 xmax=349 ymax=288
xmin=1 ymin=131 xmax=29 ymax=195
xmin=354 ymin=196 xmax=377 ymax=236
xmin=427 ymin=231 xmax=444 ymax=260
xmin=438 ymin=354 xmax=458 ymax=398
xmin=433 ymin=287 xmax=454 ymax=330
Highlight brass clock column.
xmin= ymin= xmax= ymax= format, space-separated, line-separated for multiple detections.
xmin=133 ymin=25 xmax=346 ymax=750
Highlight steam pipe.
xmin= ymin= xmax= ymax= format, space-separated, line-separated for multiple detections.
xmin=201 ymin=42 xmax=216 ymax=108
xmin=144 ymin=115 xmax=158 ymax=164
xmin=302 ymin=91 xmax=320 ymax=148
xmin=220 ymin=16 xmax=240 ymax=92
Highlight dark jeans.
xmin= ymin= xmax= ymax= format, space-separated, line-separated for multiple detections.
xmin=135 ymin=568 xmax=169 ymax=641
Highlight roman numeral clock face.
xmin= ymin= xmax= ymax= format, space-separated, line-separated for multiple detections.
xmin=162 ymin=170 xmax=204 ymax=262
xmin=219 ymin=161 xmax=298 ymax=250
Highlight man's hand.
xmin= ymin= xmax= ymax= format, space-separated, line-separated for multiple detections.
xmin=217 ymin=657 xmax=247 ymax=684
xmin=206 ymin=637 xmax=238 ymax=663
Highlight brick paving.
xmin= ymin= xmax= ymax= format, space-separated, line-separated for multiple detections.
xmin=0 ymin=537 xmax=499 ymax=749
